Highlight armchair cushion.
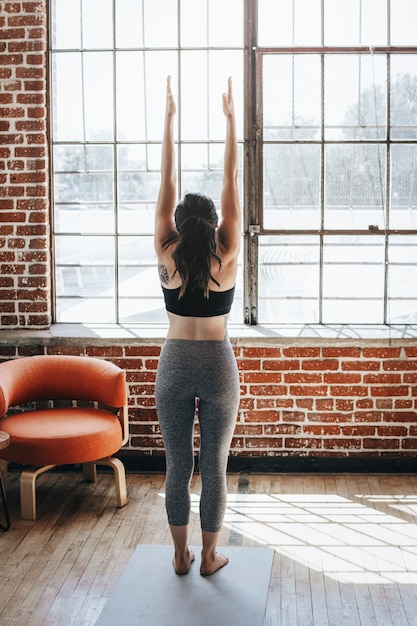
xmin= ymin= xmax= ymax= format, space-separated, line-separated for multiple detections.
xmin=0 ymin=407 xmax=123 ymax=466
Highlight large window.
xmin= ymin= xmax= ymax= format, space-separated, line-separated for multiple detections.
xmin=50 ymin=0 xmax=417 ymax=326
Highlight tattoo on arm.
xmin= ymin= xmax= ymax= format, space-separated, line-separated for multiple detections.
xmin=159 ymin=264 xmax=170 ymax=285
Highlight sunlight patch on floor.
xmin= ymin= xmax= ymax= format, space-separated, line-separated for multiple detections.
xmin=169 ymin=491 xmax=417 ymax=584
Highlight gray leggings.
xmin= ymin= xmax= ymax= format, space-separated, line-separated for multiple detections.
xmin=155 ymin=339 xmax=240 ymax=533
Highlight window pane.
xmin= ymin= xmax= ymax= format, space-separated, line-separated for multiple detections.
xmin=82 ymin=0 xmax=113 ymax=49
xmin=325 ymin=144 xmax=386 ymax=230
xmin=390 ymin=55 xmax=417 ymax=141
xmin=390 ymin=144 xmax=417 ymax=230
xmin=322 ymin=236 xmax=385 ymax=323
xmin=181 ymin=51 xmax=208 ymax=140
xmin=115 ymin=0 xmax=144 ymax=48
xmin=55 ymin=235 xmax=115 ymax=323
xmin=181 ymin=144 xmax=243 ymax=211
xmin=83 ymin=52 xmax=114 ymax=140
xmin=51 ymin=0 xmax=81 ymax=49
xmin=56 ymin=295 xmax=115 ymax=323
xmin=324 ymin=54 xmax=387 ymax=141
xmin=181 ymin=0 xmax=207 ymax=47
xmin=116 ymin=52 xmax=146 ymax=141
xmin=117 ymin=145 xmax=161 ymax=234
xmin=391 ymin=0 xmax=417 ymax=45
xmin=388 ymin=236 xmax=417 ymax=324
xmin=54 ymin=145 xmax=114 ymax=234
xmin=143 ymin=0 xmax=177 ymax=47
xmin=208 ymin=51 xmax=244 ymax=141
xmin=264 ymin=144 xmax=320 ymax=230
xmin=52 ymin=53 xmax=84 ymax=140
xmin=258 ymin=0 xmax=321 ymax=47
xmin=258 ymin=236 xmax=320 ymax=324
xmin=53 ymin=52 xmax=114 ymax=142
xmin=263 ymin=55 xmax=321 ymax=141
xmin=144 ymin=52 xmax=178 ymax=141
xmin=118 ymin=236 xmax=160 ymax=322
xmin=324 ymin=0 xmax=387 ymax=46
xmin=209 ymin=0 xmax=243 ymax=47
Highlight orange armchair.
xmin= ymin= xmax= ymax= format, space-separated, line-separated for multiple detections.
xmin=0 ymin=355 xmax=129 ymax=521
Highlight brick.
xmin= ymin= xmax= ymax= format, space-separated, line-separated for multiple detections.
xmin=243 ymin=372 xmax=282 ymax=383
xmin=382 ymin=411 xmax=416 ymax=422
xmin=316 ymin=399 xmax=335 ymax=411
xmin=295 ymin=398 xmax=313 ymax=409
xmin=384 ymin=360 xmax=417 ymax=371
xmin=402 ymin=439 xmax=417 ymax=449
xmin=281 ymin=410 xmax=306 ymax=421
xmin=308 ymin=412 xmax=352 ymax=423
xmin=323 ymin=438 xmax=362 ymax=449
xmin=245 ymin=410 xmax=280 ymax=423
xmin=290 ymin=385 xmax=328 ymax=396
xmin=237 ymin=359 xmax=261 ymax=370
xmin=363 ymin=438 xmax=400 ymax=449
xmin=342 ymin=425 xmax=376 ymax=436
xmin=234 ymin=425 xmax=262 ymax=435
xmin=245 ymin=437 xmax=283 ymax=448
xmin=243 ymin=347 xmax=281 ymax=358
xmin=285 ymin=438 xmax=323 ymax=449
xmin=370 ymin=386 xmax=409 ymax=397
xmin=283 ymin=347 xmax=320 ymax=357
xmin=353 ymin=411 xmax=382 ymax=422
xmin=303 ymin=425 xmax=340 ymax=435
xmin=264 ymin=359 xmax=300 ymax=370
xmin=264 ymin=423 xmax=300 ymax=435
xmin=363 ymin=347 xmax=401 ymax=358
xmin=394 ymin=399 xmax=412 ymax=409
xmin=336 ymin=399 xmax=354 ymax=411
xmin=363 ymin=373 xmax=402 ymax=384
xmin=85 ymin=346 xmax=124 ymax=358
xmin=376 ymin=398 xmax=393 ymax=409
xmin=284 ymin=372 xmax=322 ymax=384
xmin=330 ymin=385 xmax=368 ymax=397
xmin=324 ymin=373 xmax=361 ymax=384
xmin=322 ymin=347 xmax=361 ymax=357
xmin=125 ymin=346 xmax=161 ymax=356
xmin=303 ymin=359 xmax=339 ymax=371
xmin=377 ymin=425 xmax=408 ymax=437
xmin=250 ymin=384 xmax=287 ymax=396
xmin=342 ymin=360 xmax=381 ymax=371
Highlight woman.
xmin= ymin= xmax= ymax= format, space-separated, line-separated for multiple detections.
xmin=154 ymin=76 xmax=241 ymax=577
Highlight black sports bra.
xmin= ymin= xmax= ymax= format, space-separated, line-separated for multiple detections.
xmin=162 ymin=285 xmax=235 ymax=317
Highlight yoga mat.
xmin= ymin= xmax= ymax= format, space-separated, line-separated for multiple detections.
xmin=96 ymin=545 xmax=274 ymax=626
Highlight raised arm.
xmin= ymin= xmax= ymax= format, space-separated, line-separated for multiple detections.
xmin=218 ymin=77 xmax=241 ymax=258
xmin=154 ymin=76 xmax=177 ymax=254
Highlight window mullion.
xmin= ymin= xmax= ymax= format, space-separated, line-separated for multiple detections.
xmin=244 ymin=0 xmax=258 ymax=324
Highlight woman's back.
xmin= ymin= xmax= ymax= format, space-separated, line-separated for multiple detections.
xmin=154 ymin=76 xmax=240 ymax=341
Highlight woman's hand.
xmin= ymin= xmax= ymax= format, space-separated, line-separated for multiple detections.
xmin=165 ymin=75 xmax=176 ymax=119
xmin=222 ymin=76 xmax=235 ymax=119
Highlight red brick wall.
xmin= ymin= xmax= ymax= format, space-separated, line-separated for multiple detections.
xmin=1 ymin=341 xmax=416 ymax=461
xmin=0 ymin=1 xmax=50 ymax=329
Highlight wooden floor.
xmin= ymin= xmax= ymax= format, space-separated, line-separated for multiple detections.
xmin=1 ymin=470 xmax=417 ymax=625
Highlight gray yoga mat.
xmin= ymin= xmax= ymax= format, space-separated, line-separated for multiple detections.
xmin=96 ymin=545 xmax=274 ymax=626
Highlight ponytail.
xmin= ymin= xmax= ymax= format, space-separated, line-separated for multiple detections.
xmin=173 ymin=194 xmax=222 ymax=297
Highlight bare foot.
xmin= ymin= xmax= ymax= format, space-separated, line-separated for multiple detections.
xmin=200 ymin=551 xmax=229 ymax=577
xmin=173 ymin=549 xmax=195 ymax=575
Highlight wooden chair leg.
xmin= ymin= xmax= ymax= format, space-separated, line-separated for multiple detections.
xmin=20 ymin=465 xmax=56 ymax=521
xmin=95 ymin=457 xmax=128 ymax=507
xmin=82 ymin=462 xmax=97 ymax=483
